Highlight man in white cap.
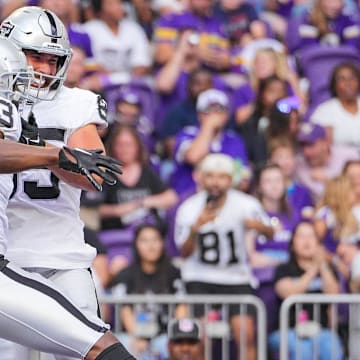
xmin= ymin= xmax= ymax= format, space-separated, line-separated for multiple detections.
xmin=174 ymin=153 xmax=272 ymax=360
xmin=170 ymin=88 xmax=251 ymax=197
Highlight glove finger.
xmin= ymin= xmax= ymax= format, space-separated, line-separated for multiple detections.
xmin=101 ymin=169 xmax=118 ymax=185
xmin=96 ymin=158 xmax=123 ymax=174
xmin=97 ymin=155 xmax=123 ymax=167
xmin=97 ymin=163 xmax=123 ymax=176
xmin=89 ymin=167 xmax=117 ymax=185
xmin=81 ymin=168 xmax=102 ymax=192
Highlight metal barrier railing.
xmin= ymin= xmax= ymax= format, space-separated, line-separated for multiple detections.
xmin=100 ymin=294 xmax=267 ymax=360
xmin=279 ymin=294 xmax=360 ymax=360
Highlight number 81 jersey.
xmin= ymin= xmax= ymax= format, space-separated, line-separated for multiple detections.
xmin=6 ymin=87 xmax=108 ymax=269
xmin=175 ymin=189 xmax=269 ymax=286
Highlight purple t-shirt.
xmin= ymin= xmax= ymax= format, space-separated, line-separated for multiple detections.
xmin=157 ymin=72 xmax=235 ymax=126
xmin=287 ymin=11 xmax=360 ymax=54
xmin=68 ymin=23 xmax=93 ymax=59
xmin=171 ymin=126 xmax=249 ymax=195
xmin=314 ymin=206 xmax=339 ymax=254
xmin=286 ymin=181 xmax=313 ymax=215
xmin=154 ymin=11 xmax=229 ymax=71
xmin=256 ymin=210 xmax=299 ymax=254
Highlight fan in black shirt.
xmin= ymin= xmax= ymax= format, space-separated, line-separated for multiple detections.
xmin=268 ymin=220 xmax=344 ymax=360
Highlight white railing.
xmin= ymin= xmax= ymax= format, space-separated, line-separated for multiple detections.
xmin=100 ymin=293 xmax=267 ymax=360
xmin=280 ymin=294 xmax=360 ymax=360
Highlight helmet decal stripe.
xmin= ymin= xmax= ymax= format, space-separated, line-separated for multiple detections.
xmin=44 ymin=10 xmax=58 ymax=43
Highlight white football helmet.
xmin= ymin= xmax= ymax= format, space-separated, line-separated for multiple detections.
xmin=0 ymin=6 xmax=72 ymax=101
xmin=0 ymin=37 xmax=33 ymax=102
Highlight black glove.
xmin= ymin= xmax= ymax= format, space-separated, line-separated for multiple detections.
xmin=58 ymin=146 xmax=123 ymax=191
xmin=19 ymin=112 xmax=45 ymax=146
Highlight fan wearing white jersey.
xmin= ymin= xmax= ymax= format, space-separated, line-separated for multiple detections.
xmin=0 ymin=37 xmax=134 ymax=360
xmin=175 ymin=153 xmax=273 ymax=360
xmin=0 ymin=6 xmax=132 ymax=360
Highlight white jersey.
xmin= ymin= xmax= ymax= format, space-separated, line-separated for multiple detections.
xmin=175 ymin=189 xmax=269 ymax=286
xmin=83 ymin=18 xmax=152 ymax=73
xmin=0 ymin=98 xmax=21 ymax=255
xmin=6 ymin=86 xmax=107 ymax=269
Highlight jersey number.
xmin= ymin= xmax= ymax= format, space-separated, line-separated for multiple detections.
xmin=24 ymin=172 xmax=60 ymax=199
xmin=198 ymin=231 xmax=239 ymax=265
xmin=0 ymin=99 xmax=13 ymax=129
xmin=11 ymin=172 xmax=60 ymax=200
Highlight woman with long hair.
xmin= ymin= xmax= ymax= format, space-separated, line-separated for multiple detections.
xmin=234 ymin=47 xmax=302 ymax=125
xmin=268 ymin=221 xmax=343 ymax=360
xmin=236 ymin=76 xmax=289 ymax=167
xmin=99 ymin=124 xmax=178 ymax=232
xmin=314 ymin=175 xmax=360 ymax=278
xmin=287 ymin=0 xmax=360 ymax=54
xmin=109 ymin=224 xmax=186 ymax=359
xmin=315 ymin=176 xmax=359 ymax=250
xmin=250 ymin=163 xmax=300 ymax=267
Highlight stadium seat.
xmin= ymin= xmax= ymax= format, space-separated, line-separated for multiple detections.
xmin=296 ymin=45 xmax=360 ymax=115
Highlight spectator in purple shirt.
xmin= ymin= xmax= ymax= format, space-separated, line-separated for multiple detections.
xmin=287 ymin=0 xmax=360 ymax=54
xmin=250 ymin=163 xmax=301 ymax=332
xmin=153 ymin=0 xmax=231 ymax=72
xmin=251 ymin=164 xmax=300 ymax=268
xmin=160 ymin=68 xmax=232 ymax=158
xmin=171 ymin=89 xmax=250 ymax=196
xmin=269 ymin=137 xmax=314 ymax=218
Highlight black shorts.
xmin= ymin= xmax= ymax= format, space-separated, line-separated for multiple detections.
xmin=185 ymin=282 xmax=256 ymax=318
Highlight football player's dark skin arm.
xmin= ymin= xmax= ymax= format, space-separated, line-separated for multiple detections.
xmin=48 ymin=124 xmax=105 ymax=192
xmin=0 ymin=137 xmax=59 ymax=173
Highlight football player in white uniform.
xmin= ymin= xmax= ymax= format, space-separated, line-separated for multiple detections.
xmin=175 ymin=153 xmax=273 ymax=360
xmin=0 ymin=37 xmax=134 ymax=360
xmin=0 ymin=6 xmax=136 ymax=360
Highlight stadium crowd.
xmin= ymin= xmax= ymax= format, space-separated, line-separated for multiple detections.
xmin=2 ymin=0 xmax=360 ymax=359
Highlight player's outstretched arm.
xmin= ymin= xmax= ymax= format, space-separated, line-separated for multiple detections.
xmin=0 ymin=139 xmax=59 ymax=173
xmin=0 ymin=140 xmax=122 ymax=191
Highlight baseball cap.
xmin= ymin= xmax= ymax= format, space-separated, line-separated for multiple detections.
xmin=196 ymin=89 xmax=229 ymax=113
xmin=116 ymin=90 xmax=142 ymax=108
xmin=298 ymin=122 xmax=326 ymax=144
xmin=276 ymin=96 xmax=301 ymax=114
xmin=200 ymin=153 xmax=234 ymax=176
xmin=168 ymin=318 xmax=201 ymax=342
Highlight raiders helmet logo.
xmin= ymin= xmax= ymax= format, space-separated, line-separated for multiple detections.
xmin=0 ymin=21 xmax=15 ymax=38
